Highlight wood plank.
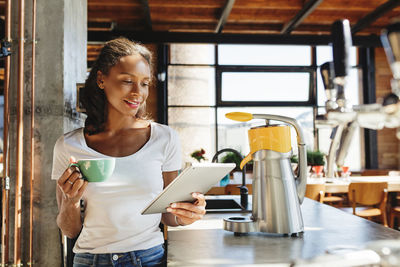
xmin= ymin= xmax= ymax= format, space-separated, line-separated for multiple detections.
xmin=232 ymin=0 xmax=385 ymax=11
xmin=316 ymin=0 xmax=389 ymax=11
xmin=87 ymin=0 xmax=389 ymax=11
xmin=125 ymin=20 xmax=383 ymax=34
xmin=88 ymin=0 xmax=142 ymax=7
xmin=152 ymin=22 xmax=217 ymax=32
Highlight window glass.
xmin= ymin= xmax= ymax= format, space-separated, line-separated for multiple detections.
xmin=217 ymin=107 xmax=314 ymax=156
xmin=219 ymin=45 xmax=311 ymax=66
xmin=170 ymin=44 xmax=215 ymax=65
xmin=168 ymin=107 xmax=216 ymax=165
xmin=168 ymin=66 xmax=215 ymax=106
xmin=222 ymin=72 xmax=310 ymax=102
xmin=316 ymin=46 xmax=357 ymax=66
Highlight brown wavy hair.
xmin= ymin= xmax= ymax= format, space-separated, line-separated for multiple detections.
xmin=81 ymin=37 xmax=153 ymax=135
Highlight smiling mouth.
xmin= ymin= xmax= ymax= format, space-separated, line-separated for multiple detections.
xmin=124 ymin=100 xmax=140 ymax=108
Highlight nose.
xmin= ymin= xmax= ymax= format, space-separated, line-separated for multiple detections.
xmin=129 ymin=82 xmax=141 ymax=95
xmin=129 ymin=81 xmax=147 ymax=95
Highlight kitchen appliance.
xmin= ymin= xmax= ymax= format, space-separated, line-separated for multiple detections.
xmin=381 ymin=21 xmax=400 ymax=136
xmin=222 ymin=112 xmax=307 ymax=236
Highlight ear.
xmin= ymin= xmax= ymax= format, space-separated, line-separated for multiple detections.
xmin=97 ymin=71 xmax=105 ymax=89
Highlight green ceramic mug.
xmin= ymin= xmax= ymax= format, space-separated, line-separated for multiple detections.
xmin=70 ymin=158 xmax=116 ymax=182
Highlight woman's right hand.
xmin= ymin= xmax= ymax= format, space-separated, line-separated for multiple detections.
xmin=57 ymin=165 xmax=88 ymax=204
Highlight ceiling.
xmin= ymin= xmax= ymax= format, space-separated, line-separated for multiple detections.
xmin=87 ymin=0 xmax=400 ymax=37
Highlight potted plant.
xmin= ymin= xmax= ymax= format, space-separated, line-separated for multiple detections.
xmin=190 ymin=148 xmax=207 ymax=162
xmin=220 ymin=151 xmax=243 ymax=171
xmin=307 ymin=150 xmax=326 ymax=177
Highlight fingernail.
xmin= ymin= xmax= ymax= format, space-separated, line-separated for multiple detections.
xmin=171 ymin=203 xmax=177 ymax=208
xmin=167 ymin=208 xmax=172 ymax=212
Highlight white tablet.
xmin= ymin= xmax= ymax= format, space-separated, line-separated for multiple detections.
xmin=141 ymin=162 xmax=236 ymax=214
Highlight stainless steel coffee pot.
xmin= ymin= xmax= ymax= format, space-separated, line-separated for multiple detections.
xmin=223 ymin=112 xmax=307 ymax=235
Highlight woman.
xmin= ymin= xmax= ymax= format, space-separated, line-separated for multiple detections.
xmin=52 ymin=37 xmax=206 ymax=267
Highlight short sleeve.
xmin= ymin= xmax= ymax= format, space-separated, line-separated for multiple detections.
xmin=162 ymin=128 xmax=182 ymax=172
xmin=51 ymin=135 xmax=70 ymax=180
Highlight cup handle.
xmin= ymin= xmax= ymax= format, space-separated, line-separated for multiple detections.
xmin=69 ymin=163 xmax=79 ymax=169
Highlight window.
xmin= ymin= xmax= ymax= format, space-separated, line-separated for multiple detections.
xmin=167 ymin=44 xmax=362 ymax=171
xmin=221 ymin=72 xmax=311 ymax=102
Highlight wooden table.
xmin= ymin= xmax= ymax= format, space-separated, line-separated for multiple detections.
xmin=307 ymin=176 xmax=400 ymax=193
xmin=208 ymin=176 xmax=400 ymax=195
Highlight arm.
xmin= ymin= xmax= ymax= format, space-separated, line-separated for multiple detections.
xmin=56 ymin=166 xmax=88 ymax=238
xmin=161 ymin=171 xmax=180 ymax=226
xmin=161 ymin=171 xmax=206 ymax=226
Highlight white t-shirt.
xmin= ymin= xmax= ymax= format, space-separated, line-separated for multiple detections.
xmin=51 ymin=122 xmax=182 ymax=253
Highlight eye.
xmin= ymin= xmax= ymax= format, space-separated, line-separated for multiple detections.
xmin=142 ymin=81 xmax=150 ymax=87
xmin=123 ymin=80 xmax=133 ymax=84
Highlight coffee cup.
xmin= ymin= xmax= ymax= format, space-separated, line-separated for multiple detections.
xmin=70 ymin=158 xmax=116 ymax=182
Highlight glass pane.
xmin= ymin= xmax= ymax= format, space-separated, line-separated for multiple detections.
xmin=316 ymin=46 xmax=357 ymax=66
xmin=317 ymin=67 xmax=360 ymax=107
xmin=170 ymin=44 xmax=215 ymax=65
xmin=222 ymin=72 xmax=310 ymax=102
xmin=168 ymin=66 xmax=215 ymax=106
xmin=218 ymin=45 xmax=311 ymax=66
xmin=168 ymin=107 xmax=216 ymax=165
xmin=217 ymin=107 xmax=314 ymax=157
xmin=317 ymin=127 xmax=362 ymax=171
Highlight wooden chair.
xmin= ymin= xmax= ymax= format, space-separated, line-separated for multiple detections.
xmin=305 ymin=184 xmax=325 ymax=203
xmin=348 ymin=182 xmax=388 ymax=227
xmin=305 ymin=184 xmax=344 ymax=206
xmin=323 ymin=194 xmax=344 ymax=207
xmin=390 ymin=206 xmax=400 ymax=229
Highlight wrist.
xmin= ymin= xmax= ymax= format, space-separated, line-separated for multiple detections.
xmin=62 ymin=198 xmax=81 ymax=210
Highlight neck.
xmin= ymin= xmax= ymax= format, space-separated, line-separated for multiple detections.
xmin=104 ymin=107 xmax=148 ymax=134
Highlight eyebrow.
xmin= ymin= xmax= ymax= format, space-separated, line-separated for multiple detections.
xmin=120 ymin=72 xmax=150 ymax=79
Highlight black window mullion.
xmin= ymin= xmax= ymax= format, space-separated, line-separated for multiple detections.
xmin=215 ymin=44 xmax=219 ymax=153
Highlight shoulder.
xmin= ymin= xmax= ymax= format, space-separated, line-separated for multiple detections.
xmin=152 ymin=122 xmax=180 ymax=141
xmin=152 ymin=122 xmax=178 ymax=136
xmin=64 ymin=127 xmax=84 ymax=141
xmin=55 ymin=127 xmax=84 ymax=148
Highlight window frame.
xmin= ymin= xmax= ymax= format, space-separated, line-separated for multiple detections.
xmin=216 ymin=65 xmax=316 ymax=107
xmin=166 ymin=44 xmax=366 ymax=170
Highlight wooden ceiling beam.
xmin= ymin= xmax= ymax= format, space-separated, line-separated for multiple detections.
xmin=281 ymin=0 xmax=324 ymax=34
xmin=215 ymin=0 xmax=235 ymax=33
xmin=88 ymin=30 xmax=382 ymax=47
xmin=351 ymin=0 xmax=400 ymax=34
xmin=139 ymin=0 xmax=152 ymax=31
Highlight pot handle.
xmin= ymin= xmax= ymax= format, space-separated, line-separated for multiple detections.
xmin=225 ymin=112 xmax=308 ymax=204
xmin=251 ymin=114 xmax=308 ymax=204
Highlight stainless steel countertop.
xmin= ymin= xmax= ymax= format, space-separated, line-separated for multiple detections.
xmin=167 ymin=198 xmax=400 ymax=266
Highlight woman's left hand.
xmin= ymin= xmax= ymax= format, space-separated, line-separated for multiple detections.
xmin=167 ymin=192 xmax=206 ymax=226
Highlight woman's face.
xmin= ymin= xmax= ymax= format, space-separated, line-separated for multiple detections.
xmin=99 ymin=54 xmax=151 ymax=118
